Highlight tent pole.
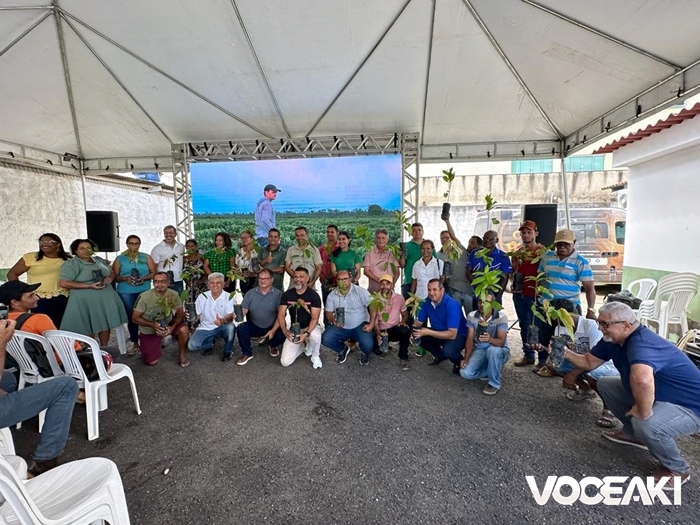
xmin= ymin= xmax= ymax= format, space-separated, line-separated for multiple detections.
xmin=560 ymin=153 xmax=570 ymax=229
xmin=79 ymin=159 xmax=87 ymax=214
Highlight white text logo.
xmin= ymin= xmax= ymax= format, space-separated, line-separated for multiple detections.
xmin=526 ymin=476 xmax=681 ymax=505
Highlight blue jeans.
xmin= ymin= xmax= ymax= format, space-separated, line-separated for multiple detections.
xmin=421 ymin=335 xmax=466 ymax=365
xmin=188 ymin=324 xmax=236 ymax=355
xmin=598 ymin=376 xmax=700 ymax=473
xmin=447 ymin=287 xmax=473 ymax=317
xmin=557 ymin=359 xmax=619 ymax=380
xmin=322 ymin=323 xmax=375 ymax=355
xmin=169 ymin=281 xmax=184 ymax=294
xmin=236 ymin=321 xmax=286 ymax=357
xmin=0 ymin=374 xmax=78 ymax=460
xmin=513 ymin=294 xmax=535 ymax=359
xmin=461 ymin=344 xmax=510 ymax=389
xmin=118 ymin=291 xmax=142 ymax=343
xmin=257 ymin=237 xmax=269 ymax=249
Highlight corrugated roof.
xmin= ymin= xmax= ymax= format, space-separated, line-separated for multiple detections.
xmin=593 ymin=102 xmax=700 ymax=154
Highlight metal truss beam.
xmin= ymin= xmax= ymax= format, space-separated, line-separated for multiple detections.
xmin=401 ymin=132 xmax=420 ymax=237
xmin=82 ymin=155 xmax=173 ymax=175
xmin=0 ymin=138 xmax=80 ymax=175
xmin=421 ymin=139 xmax=561 ymax=163
xmin=520 ymin=0 xmax=681 ymax=71
xmin=186 ymin=133 xmax=402 ymax=162
xmin=0 ymin=5 xmax=52 ymax=10
xmin=172 ymin=144 xmax=193 ymax=241
xmin=564 ymin=55 xmax=700 ymax=156
xmin=0 ymin=10 xmax=51 ymax=59
xmin=463 ymin=0 xmax=562 ymax=140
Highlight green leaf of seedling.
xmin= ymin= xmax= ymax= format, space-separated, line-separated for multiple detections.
xmin=484 ymin=194 xmax=497 ymax=211
xmin=443 ymin=192 xmax=449 ymax=198
xmin=491 ymin=218 xmax=500 ymax=225
xmin=381 ymin=313 xmax=389 ymax=323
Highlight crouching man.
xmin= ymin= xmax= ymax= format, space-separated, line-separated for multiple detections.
xmin=459 ymin=294 xmax=510 ymax=395
xmin=565 ymin=302 xmax=700 ymax=491
xmin=188 ymin=273 xmax=236 ymax=362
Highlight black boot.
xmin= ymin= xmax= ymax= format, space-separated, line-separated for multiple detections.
xmin=28 ymin=457 xmax=58 ymax=477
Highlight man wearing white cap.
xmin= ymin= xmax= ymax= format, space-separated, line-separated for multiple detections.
xmin=370 ymin=274 xmax=411 ymax=370
xmin=255 ymin=183 xmax=280 ymax=248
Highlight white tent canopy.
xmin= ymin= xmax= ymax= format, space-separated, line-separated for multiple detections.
xmin=2 ymin=0 xmax=700 ymax=163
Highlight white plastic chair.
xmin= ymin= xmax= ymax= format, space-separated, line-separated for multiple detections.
xmin=0 ymin=455 xmax=131 ymax=524
xmin=5 ymin=332 xmax=64 ymax=432
xmin=44 ymin=330 xmax=142 ymax=441
xmin=637 ymin=272 xmax=699 ymax=339
xmin=627 ymin=278 xmax=657 ymax=302
xmin=0 ymin=428 xmax=27 ymax=482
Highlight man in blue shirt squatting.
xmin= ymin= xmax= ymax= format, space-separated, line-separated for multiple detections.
xmin=563 ymin=301 xmax=700 ymax=492
xmin=254 ymin=184 xmax=280 ymax=249
xmin=412 ymin=278 xmax=468 ymax=374
xmin=529 ymin=228 xmax=596 ymax=375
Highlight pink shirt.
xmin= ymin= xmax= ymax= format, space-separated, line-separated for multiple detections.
xmin=363 ymin=247 xmax=399 ymax=292
xmin=378 ymin=292 xmax=407 ymax=330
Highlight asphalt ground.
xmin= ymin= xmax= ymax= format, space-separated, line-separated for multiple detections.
xmin=11 ymin=288 xmax=700 ymax=524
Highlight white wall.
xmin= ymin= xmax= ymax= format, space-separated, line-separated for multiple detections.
xmin=0 ymin=163 xmax=176 ymax=269
xmin=624 ymin=143 xmax=700 ymax=272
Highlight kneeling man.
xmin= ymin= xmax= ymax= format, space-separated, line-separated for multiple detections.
xmin=460 ymin=295 xmax=510 ymax=395
xmin=565 ymin=302 xmax=700 ymax=491
xmin=369 ymin=274 xmax=411 ymax=370
xmin=322 ymin=270 xmax=374 ymax=365
xmin=188 ymin=273 xmax=236 ymax=362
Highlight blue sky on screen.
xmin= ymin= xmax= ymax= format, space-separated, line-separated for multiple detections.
xmin=191 ymin=156 xmax=401 ymax=214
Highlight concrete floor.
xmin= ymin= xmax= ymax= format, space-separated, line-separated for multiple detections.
xmin=12 ymin=290 xmax=700 ymax=524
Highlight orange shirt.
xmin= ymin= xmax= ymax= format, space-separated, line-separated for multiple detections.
xmin=8 ymin=310 xmax=57 ymax=334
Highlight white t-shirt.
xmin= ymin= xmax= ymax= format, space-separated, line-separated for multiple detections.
xmin=150 ymin=240 xmax=185 ymax=282
xmin=553 ymin=316 xmax=602 ymax=354
xmin=194 ymin=291 xmax=235 ymax=331
xmin=411 ymin=257 xmax=443 ymax=299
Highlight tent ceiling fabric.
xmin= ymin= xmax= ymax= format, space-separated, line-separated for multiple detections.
xmin=1 ymin=0 xmax=700 ymax=160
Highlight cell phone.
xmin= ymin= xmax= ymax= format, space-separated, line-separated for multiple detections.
xmin=0 ymin=307 xmax=8 ymax=320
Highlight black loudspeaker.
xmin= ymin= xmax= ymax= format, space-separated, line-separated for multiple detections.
xmin=85 ymin=211 xmax=120 ymax=252
xmin=521 ymin=204 xmax=557 ymax=247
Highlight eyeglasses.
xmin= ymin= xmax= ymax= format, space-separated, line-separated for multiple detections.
xmin=258 ymin=277 xmax=272 ymax=281
xmin=597 ymin=319 xmax=626 ymax=329
xmin=39 ymin=240 xmax=58 ymax=245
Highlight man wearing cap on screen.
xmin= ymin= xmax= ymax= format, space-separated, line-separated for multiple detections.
xmin=255 ymin=184 xmax=280 ymax=248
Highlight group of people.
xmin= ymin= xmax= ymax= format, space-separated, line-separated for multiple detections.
xmin=3 ymin=196 xmax=700 ymax=492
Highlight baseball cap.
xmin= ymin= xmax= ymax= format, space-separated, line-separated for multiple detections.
xmin=264 ymin=184 xmax=281 ymax=192
xmin=0 ymin=281 xmax=41 ymax=305
xmin=519 ymin=220 xmax=537 ymax=231
xmin=379 ymin=274 xmax=393 ymax=283
xmin=554 ymin=229 xmax=576 ymax=244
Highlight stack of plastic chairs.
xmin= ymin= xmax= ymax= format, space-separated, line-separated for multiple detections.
xmin=637 ymin=272 xmax=699 ymax=339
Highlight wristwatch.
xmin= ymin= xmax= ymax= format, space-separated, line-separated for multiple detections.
xmin=587 ymin=308 xmax=596 ymax=314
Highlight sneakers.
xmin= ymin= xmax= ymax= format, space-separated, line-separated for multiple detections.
xmin=304 ymin=345 xmax=312 ymax=357
xmin=337 ymin=346 xmax=350 ymax=364
xmin=269 ymin=346 xmax=280 ymax=357
xmin=400 ymin=360 xmax=410 ymax=371
xmin=415 ymin=347 xmax=425 ymax=357
xmin=652 ymin=466 xmax=690 ymax=492
xmin=536 ymin=366 xmax=556 ymax=377
xmin=221 ymin=352 xmax=232 ymax=362
xmin=311 ymin=355 xmax=323 ymax=369
xmin=514 ymin=357 xmax=535 ymax=367
xmin=236 ymin=355 xmax=253 ymax=366
xmin=483 ymin=384 xmax=499 ymax=395
xmin=428 ymin=356 xmax=445 ymax=366
xmin=359 ymin=353 xmax=369 ymax=366
xmin=602 ymin=430 xmax=649 ymax=450
xmin=532 ymin=363 xmax=546 ymax=373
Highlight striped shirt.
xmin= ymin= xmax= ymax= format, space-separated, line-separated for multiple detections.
xmin=538 ymin=249 xmax=593 ymax=304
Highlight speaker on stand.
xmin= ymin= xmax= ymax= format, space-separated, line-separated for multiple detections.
xmin=521 ymin=204 xmax=558 ymax=247
xmin=85 ymin=211 xmax=120 ymax=252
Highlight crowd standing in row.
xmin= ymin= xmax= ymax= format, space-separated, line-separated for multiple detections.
xmin=2 ymin=187 xmax=700 ymax=490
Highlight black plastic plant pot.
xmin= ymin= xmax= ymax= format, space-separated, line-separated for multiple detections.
xmin=166 ymin=270 xmax=175 ymax=284
xmin=335 ymin=307 xmax=345 ymax=327
xmin=410 ymin=334 xmax=422 ymax=347
xmin=399 ymin=242 xmax=407 ymax=260
xmin=291 ymin=322 xmax=301 ymax=343
xmin=233 ymin=304 xmax=244 ymax=322
xmin=512 ymin=272 xmax=523 ymax=294
xmin=379 ymin=333 xmax=389 ymax=352
xmin=441 ymin=202 xmax=451 ymax=221
xmin=474 ymin=322 xmax=489 ymax=342
xmin=549 ymin=336 xmax=569 ymax=370
xmin=526 ymin=324 xmax=539 ymax=346
xmin=92 ymin=269 xmax=104 ymax=284
xmin=130 ymin=268 xmax=141 ymax=281
xmin=158 ymin=318 xmax=169 ymax=329
xmin=185 ymin=302 xmax=197 ymax=322
xmin=250 ymin=257 xmax=259 ymax=272
xmin=442 ymin=260 xmax=453 ymax=277
xmin=348 ymin=267 xmax=357 ymax=280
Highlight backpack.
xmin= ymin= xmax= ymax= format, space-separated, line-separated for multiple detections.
xmin=14 ymin=313 xmax=54 ymax=378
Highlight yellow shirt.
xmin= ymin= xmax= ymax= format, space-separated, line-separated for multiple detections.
xmin=21 ymin=253 xmax=69 ymax=298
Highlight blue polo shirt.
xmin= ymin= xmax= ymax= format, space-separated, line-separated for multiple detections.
xmin=591 ymin=325 xmax=700 ymax=418
xmin=468 ymin=247 xmax=512 ymax=274
xmin=538 ymin=249 xmax=593 ymax=304
xmin=417 ymin=293 xmax=468 ymax=337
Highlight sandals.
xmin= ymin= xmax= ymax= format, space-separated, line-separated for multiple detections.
xmin=566 ymin=388 xmax=597 ymax=401
xmin=597 ymin=409 xmax=616 ymax=429
xmin=127 ymin=344 xmax=140 ymax=356
xmin=178 ymin=359 xmax=191 ymax=368
xmin=536 ymin=365 xmax=556 ymax=377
